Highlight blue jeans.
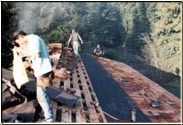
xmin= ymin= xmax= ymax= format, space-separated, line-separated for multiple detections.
xmin=37 ymin=77 xmax=53 ymax=122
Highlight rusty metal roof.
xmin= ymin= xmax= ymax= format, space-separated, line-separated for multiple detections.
xmin=97 ymin=57 xmax=181 ymax=123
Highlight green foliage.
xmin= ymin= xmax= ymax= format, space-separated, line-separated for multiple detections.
xmin=145 ymin=2 xmax=181 ymax=76
xmin=103 ymin=49 xmax=118 ymax=60
xmin=119 ymin=2 xmax=150 ymax=51
xmin=2 ymin=2 xmax=18 ymax=67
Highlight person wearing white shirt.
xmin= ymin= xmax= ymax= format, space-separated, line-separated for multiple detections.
xmin=12 ymin=31 xmax=53 ymax=122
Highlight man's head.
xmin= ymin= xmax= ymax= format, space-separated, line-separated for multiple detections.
xmin=97 ymin=44 xmax=100 ymax=48
xmin=12 ymin=31 xmax=27 ymax=46
xmin=72 ymin=29 xmax=75 ymax=33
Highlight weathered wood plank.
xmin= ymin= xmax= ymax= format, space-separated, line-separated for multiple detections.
xmin=61 ymin=105 xmax=72 ymax=123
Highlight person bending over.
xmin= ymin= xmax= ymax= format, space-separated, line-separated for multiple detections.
xmin=12 ymin=31 xmax=53 ymax=122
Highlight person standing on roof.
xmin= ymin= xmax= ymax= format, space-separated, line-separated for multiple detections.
xmin=67 ymin=29 xmax=83 ymax=56
xmin=12 ymin=31 xmax=53 ymax=122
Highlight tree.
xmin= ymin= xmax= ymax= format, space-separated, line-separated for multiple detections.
xmin=2 ymin=2 xmax=18 ymax=68
xmin=145 ymin=2 xmax=181 ymax=76
xmin=129 ymin=2 xmax=150 ymax=51
xmin=140 ymin=33 xmax=162 ymax=80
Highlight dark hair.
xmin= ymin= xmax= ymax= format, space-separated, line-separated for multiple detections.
xmin=11 ymin=31 xmax=27 ymax=47
xmin=12 ymin=30 xmax=27 ymax=41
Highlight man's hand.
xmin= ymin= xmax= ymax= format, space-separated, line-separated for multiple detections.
xmin=23 ymin=60 xmax=31 ymax=69
xmin=12 ymin=47 xmax=22 ymax=56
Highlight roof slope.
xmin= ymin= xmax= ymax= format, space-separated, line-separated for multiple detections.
xmin=97 ymin=57 xmax=181 ymax=123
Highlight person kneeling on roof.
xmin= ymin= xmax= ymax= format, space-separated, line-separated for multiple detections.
xmin=93 ymin=44 xmax=104 ymax=57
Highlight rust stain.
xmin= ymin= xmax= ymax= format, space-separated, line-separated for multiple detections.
xmin=98 ymin=57 xmax=181 ymax=123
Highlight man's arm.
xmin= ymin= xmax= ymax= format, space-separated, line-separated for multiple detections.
xmin=77 ymin=34 xmax=83 ymax=44
xmin=19 ymin=47 xmax=41 ymax=58
xmin=13 ymin=43 xmax=41 ymax=71
xmin=67 ymin=34 xmax=72 ymax=46
xmin=22 ymin=51 xmax=40 ymax=69
xmin=93 ymin=48 xmax=96 ymax=54
xmin=30 ymin=52 xmax=41 ymax=58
